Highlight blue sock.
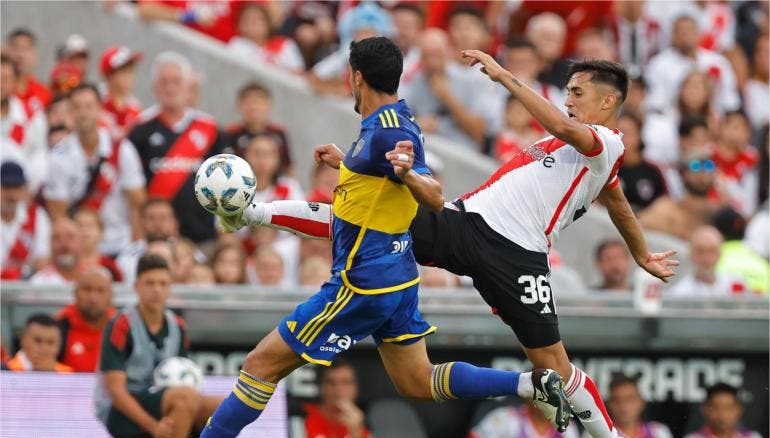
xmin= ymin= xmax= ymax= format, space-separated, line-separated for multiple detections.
xmin=200 ymin=370 xmax=277 ymax=438
xmin=431 ymin=362 xmax=524 ymax=401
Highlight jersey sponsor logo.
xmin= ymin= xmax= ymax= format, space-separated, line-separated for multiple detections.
xmin=190 ymin=129 xmax=208 ymax=150
xmin=390 ymin=239 xmax=410 ymax=254
xmin=540 ymin=304 xmax=552 ymax=314
xmin=307 ymin=202 xmax=320 ymax=212
xmin=149 ymin=156 xmax=204 ymax=173
xmin=524 ymin=144 xmax=547 ymax=161
xmin=319 ymin=333 xmax=355 ymax=354
xmin=149 ymin=132 xmax=165 ymax=147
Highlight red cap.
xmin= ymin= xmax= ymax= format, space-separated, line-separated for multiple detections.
xmin=100 ymin=46 xmax=142 ymax=76
xmin=49 ymin=60 xmax=84 ymax=95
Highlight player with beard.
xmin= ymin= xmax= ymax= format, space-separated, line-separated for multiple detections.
xmin=221 ymin=50 xmax=680 ymax=437
xmin=201 ymin=37 xmax=572 ymax=438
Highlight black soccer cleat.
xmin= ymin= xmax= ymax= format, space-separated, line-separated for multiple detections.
xmin=531 ymin=368 xmax=573 ymax=433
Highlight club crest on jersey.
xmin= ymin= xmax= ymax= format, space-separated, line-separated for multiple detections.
xmin=523 ymin=144 xmax=547 ymax=161
xmin=352 ymin=139 xmax=365 ymax=157
xmin=190 ymin=129 xmax=207 ymax=150
xmin=149 ymin=132 xmax=165 ymax=147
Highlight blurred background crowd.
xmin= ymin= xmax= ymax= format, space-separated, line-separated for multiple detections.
xmin=1 ymin=0 xmax=768 ymax=293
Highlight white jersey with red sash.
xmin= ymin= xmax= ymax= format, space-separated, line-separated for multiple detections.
xmin=129 ymin=107 xmax=225 ymax=242
xmin=1 ymin=202 xmax=51 ymax=279
xmin=0 ymin=95 xmax=48 ymax=193
xmin=44 ymin=128 xmax=145 ymax=254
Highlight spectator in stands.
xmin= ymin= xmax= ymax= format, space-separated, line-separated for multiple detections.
xmin=622 ymin=76 xmax=647 ymax=122
xmin=0 ymin=161 xmax=50 ymax=280
xmin=606 ymin=375 xmax=673 ymax=438
xmin=669 ymin=225 xmax=746 ymax=297
xmin=283 ymin=1 xmax=338 ymax=69
xmin=607 ymin=1 xmax=662 ymax=78
xmin=524 ymin=12 xmax=568 ymax=88
xmin=188 ymin=262 xmax=216 ymax=285
xmin=575 ymin=28 xmax=617 ymax=61
xmin=645 ymin=15 xmax=740 ymax=115
xmin=594 ymin=239 xmax=632 ymax=292
xmin=56 ymin=265 xmax=116 ymax=372
xmin=685 ymin=383 xmax=762 ymax=438
xmin=59 ymin=34 xmax=90 ymax=76
xmin=299 ymin=256 xmax=331 ymax=287
xmin=616 ymin=113 xmax=667 ymax=213
xmin=643 ymin=71 xmax=718 ymax=167
xmin=46 ymin=94 xmax=72 ymax=146
xmin=401 ymin=28 xmax=487 ymax=149
xmin=251 ymin=246 xmax=285 ymax=287
xmin=227 ymin=82 xmax=291 ymax=173
xmin=743 ymin=34 xmax=769 ymax=136
xmin=211 ymin=242 xmax=247 ymax=284
xmin=447 ymin=6 xmax=492 ymax=57
xmin=307 ymin=3 xmax=393 ymax=96
xmin=420 ymin=266 xmax=459 ymax=288
xmin=227 ymin=3 xmax=305 ymax=73
xmin=494 ymin=94 xmax=541 ymax=163
xmin=30 ymin=217 xmax=81 ymax=285
xmin=470 ymin=401 xmax=580 ymax=437
xmin=136 ymin=0 xmax=239 ymax=43
xmin=6 ymin=313 xmax=73 ymax=372
xmin=712 ymin=207 xmax=770 ymax=294
xmin=72 ymin=208 xmax=123 ymax=281
xmin=659 ymin=116 xmax=714 ymax=199
xmin=1 ymin=54 xmax=48 ymax=193
xmin=306 ymin=163 xmax=339 ymax=204
xmin=391 ymin=2 xmax=424 ymax=89
xmin=172 ymin=237 xmax=200 ymax=283
xmin=712 ymin=111 xmax=760 ymax=216
xmin=44 ymin=83 xmax=146 ymax=256
xmin=304 ymin=360 xmax=370 ymax=438
xmin=5 ymin=28 xmax=51 ymax=113
xmin=95 ymin=253 xmax=222 ymax=437
xmin=117 ymin=198 xmax=180 ymax=284
xmin=639 ymin=149 xmax=723 ymax=240
xmin=128 ymin=51 xmax=226 ymax=245
xmin=100 ymin=45 xmax=143 ymax=140
xmin=244 ymin=134 xmax=304 ymax=203
xmin=48 ymin=58 xmax=84 ymax=98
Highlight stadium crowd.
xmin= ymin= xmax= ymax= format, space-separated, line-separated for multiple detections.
xmin=1 ymin=1 xmax=768 ymax=436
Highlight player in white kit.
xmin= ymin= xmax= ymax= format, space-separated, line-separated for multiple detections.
xmin=221 ymin=52 xmax=679 ymax=437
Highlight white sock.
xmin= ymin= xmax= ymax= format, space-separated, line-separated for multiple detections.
xmin=243 ymin=202 xmax=272 ymax=226
xmin=565 ymin=364 xmax=619 ymax=438
xmin=517 ymin=371 xmax=533 ymax=399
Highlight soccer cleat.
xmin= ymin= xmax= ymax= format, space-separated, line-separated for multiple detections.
xmin=531 ymin=368 xmax=572 ymax=433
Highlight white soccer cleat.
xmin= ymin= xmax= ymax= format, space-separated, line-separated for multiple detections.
xmin=531 ymin=368 xmax=573 ymax=433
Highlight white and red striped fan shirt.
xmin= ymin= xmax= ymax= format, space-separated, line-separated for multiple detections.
xmin=462 ymin=125 xmax=625 ymax=253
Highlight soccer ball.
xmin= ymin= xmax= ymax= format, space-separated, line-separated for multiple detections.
xmin=153 ymin=357 xmax=204 ymax=390
xmin=194 ymin=154 xmax=256 ymax=217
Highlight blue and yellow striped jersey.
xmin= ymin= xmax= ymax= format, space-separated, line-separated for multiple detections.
xmin=332 ymin=99 xmax=431 ymax=294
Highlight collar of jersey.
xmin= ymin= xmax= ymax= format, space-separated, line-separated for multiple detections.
xmin=361 ymin=99 xmax=406 ymax=128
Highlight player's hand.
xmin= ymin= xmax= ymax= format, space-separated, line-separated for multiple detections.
xmin=638 ymin=250 xmax=679 ymax=283
xmin=461 ymin=49 xmax=512 ymax=83
xmin=314 ymin=143 xmax=344 ymax=169
xmin=152 ymin=416 xmax=175 ymax=438
xmin=385 ymin=140 xmax=414 ymax=179
xmin=335 ymin=400 xmax=365 ymax=436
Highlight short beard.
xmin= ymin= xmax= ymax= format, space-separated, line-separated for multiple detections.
xmin=683 ymin=180 xmax=710 ymax=197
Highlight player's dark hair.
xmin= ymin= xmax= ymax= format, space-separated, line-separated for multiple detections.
xmin=505 ymin=36 xmax=537 ymax=53
xmin=237 ymin=81 xmax=271 ymax=100
xmin=0 ymin=54 xmax=20 ymax=77
xmin=678 ymin=116 xmax=708 ymax=137
xmin=349 ymin=37 xmax=402 ymax=95
xmin=704 ymin=382 xmax=739 ymax=403
xmin=608 ymin=375 xmax=640 ymax=394
xmin=25 ymin=313 xmax=57 ymax=329
xmin=136 ymin=253 xmax=170 ymax=277
xmin=567 ymin=59 xmax=629 ymax=104
xmin=69 ymin=82 xmax=101 ymax=102
xmin=594 ymin=239 xmax=626 ymax=261
xmin=392 ymin=2 xmax=425 ymax=21
xmin=6 ymin=27 xmax=37 ymax=44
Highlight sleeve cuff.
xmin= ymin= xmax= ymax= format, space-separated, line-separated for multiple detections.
xmin=582 ymin=126 xmax=605 ymax=158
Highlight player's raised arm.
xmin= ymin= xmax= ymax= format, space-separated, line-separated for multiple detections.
xmin=460 ymin=50 xmax=599 ymax=155
xmin=598 ymin=184 xmax=679 ymax=282
xmin=386 ymin=140 xmax=444 ymax=212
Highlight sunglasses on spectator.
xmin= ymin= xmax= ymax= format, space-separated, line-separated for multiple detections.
xmin=688 ymin=159 xmax=716 ymax=173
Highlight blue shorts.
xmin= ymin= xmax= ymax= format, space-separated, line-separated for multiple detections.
xmin=278 ymin=281 xmax=436 ymax=366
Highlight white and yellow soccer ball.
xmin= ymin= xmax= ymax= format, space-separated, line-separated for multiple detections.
xmin=153 ymin=357 xmax=204 ymax=390
xmin=194 ymin=154 xmax=256 ymax=217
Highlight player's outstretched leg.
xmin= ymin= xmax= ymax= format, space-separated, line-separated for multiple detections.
xmin=525 ymin=342 xmax=618 ymax=438
xmin=201 ymin=329 xmax=305 ymax=438
xmin=378 ymin=339 xmax=572 ymax=432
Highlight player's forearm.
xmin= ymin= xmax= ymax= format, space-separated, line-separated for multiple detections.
xmin=601 ymin=187 xmax=649 ymax=264
xmin=498 ymin=73 xmax=588 ymax=149
xmin=243 ymin=200 xmax=333 ymax=240
xmin=402 ymin=171 xmax=444 ymax=212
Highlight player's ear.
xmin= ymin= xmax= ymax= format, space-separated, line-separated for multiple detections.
xmin=601 ymin=92 xmax=617 ymax=111
xmin=353 ymin=70 xmax=364 ymax=88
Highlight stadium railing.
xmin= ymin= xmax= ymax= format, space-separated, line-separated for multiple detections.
xmin=2 ymin=282 xmax=767 ymax=354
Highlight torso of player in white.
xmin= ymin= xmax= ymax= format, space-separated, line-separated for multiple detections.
xmin=462 ymin=125 xmax=625 ymax=254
